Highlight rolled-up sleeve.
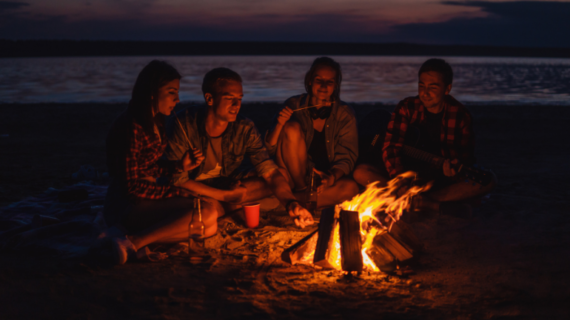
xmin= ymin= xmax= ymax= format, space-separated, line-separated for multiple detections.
xmin=164 ymin=110 xmax=198 ymax=185
xmin=246 ymin=122 xmax=279 ymax=177
xmin=264 ymin=97 xmax=299 ymax=156
xmin=330 ymin=106 xmax=359 ymax=176
xmin=382 ymin=102 xmax=410 ymax=178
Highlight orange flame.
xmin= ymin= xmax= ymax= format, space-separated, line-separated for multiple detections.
xmin=336 ymin=171 xmax=432 ymax=272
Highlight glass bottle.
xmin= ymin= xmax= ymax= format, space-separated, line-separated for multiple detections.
xmin=188 ymin=197 xmax=205 ymax=259
xmin=305 ymin=170 xmax=318 ymax=214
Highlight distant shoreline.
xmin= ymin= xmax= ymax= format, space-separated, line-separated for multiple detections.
xmin=2 ymin=40 xmax=570 ymax=59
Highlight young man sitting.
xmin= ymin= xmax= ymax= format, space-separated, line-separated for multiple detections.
xmin=165 ymin=67 xmax=313 ymax=228
xmin=353 ymin=58 xmax=496 ymax=216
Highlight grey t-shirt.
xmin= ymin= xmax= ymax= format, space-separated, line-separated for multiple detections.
xmin=195 ymin=135 xmax=223 ymax=181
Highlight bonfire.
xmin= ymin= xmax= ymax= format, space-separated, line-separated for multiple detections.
xmin=286 ymin=171 xmax=432 ymax=273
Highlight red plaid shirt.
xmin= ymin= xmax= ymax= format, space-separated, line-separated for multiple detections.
xmin=382 ymin=95 xmax=475 ymax=177
xmin=123 ymin=121 xmax=181 ymax=199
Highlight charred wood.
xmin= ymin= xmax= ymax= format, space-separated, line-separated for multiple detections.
xmin=339 ymin=210 xmax=363 ymax=272
xmin=368 ymin=220 xmax=422 ymax=272
xmin=313 ymin=207 xmax=336 ymax=269
xmin=281 ymin=229 xmax=318 ymax=265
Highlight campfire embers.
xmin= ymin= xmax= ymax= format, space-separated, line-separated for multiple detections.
xmin=283 ymin=171 xmax=431 ymax=273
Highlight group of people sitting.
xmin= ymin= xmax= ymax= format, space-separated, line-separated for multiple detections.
xmin=103 ymin=57 xmax=496 ymax=264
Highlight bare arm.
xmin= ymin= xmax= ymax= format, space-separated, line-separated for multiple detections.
xmin=265 ymin=106 xmax=294 ymax=148
xmin=178 ymin=179 xmax=246 ymax=203
xmin=263 ymin=168 xmax=314 ymax=228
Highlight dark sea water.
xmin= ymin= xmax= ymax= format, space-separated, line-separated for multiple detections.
xmin=1 ymin=56 xmax=569 ymax=104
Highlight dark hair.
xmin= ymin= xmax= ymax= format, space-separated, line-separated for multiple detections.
xmin=202 ymin=67 xmax=242 ymax=98
xmin=304 ymin=57 xmax=342 ymax=102
xmin=127 ymin=60 xmax=181 ymax=137
xmin=418 ymin=58 xmax=453 ymax=86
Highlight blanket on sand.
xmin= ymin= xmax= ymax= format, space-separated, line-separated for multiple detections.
xmin=0 ymin=182 xmax=307 ymax=261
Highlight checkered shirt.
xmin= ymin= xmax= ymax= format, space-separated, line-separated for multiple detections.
xmin=382 ymin=95 xmax=475 ymax=178
xmin=124 ymin=121 xmax=181 ymax=199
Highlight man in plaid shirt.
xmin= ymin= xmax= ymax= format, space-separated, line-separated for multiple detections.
xmin=354 ymin=59 xmax=495 ymax=215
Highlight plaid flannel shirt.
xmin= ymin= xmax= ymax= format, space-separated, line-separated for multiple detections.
xmin=382 ymin=95 xmax=475 ymax=178
xmin=122 ymin=120 xmax=181 ymax=199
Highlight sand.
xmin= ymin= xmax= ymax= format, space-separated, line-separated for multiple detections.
xmin=0 ymin=102 xmax=569 ymax=319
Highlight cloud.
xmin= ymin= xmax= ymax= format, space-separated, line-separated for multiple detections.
xmin=0 ymin=1 xmax=28 ymax=12
xmin=0 ymin=0 xmax=569 ymax=48
xmin=388 ymin=1 xmax=570 ymax=47
xmin=0 ymin=12 xmax=389 ymax=42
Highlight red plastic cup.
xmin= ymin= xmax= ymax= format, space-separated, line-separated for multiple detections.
xmin=243 ymin=203 xmax=260 ymax=228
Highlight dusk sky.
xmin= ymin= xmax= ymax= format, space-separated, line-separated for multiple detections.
xmin=1 ymin=0 xmax=569 ymax=47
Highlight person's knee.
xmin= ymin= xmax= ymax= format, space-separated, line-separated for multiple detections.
xmin=353 ymin=164 xmax=387 ymax=187
xmin=202 ymin=201 xmax=222 ymax=223
xmin=338 ymin=178 xmax=360 ymax=199
xmin=199 ymin=204 xmax=219 ymax=238
xmin=353 ymin=164 xmax=374 ymax=186
xmin=282 ymin=121 xmax=303 ymax=142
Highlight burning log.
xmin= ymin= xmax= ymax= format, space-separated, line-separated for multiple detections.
xmin=313 ymin=207 xmax=336 ymax=269
xmin=281 ymin=229 xmax=318 ymax=265
xmin=367 ymin=220 xmax=422 ymax=272
xmin=339 ymin=210 xmax=363 ymax=272
xmin=389 ymin=219 xmax=422 ymax=255
xmin=283 ymin=172 xmax=430 ymax=272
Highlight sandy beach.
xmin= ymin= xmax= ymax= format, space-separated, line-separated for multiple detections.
xmin=1 ymin=102 xmax=569 ymax=318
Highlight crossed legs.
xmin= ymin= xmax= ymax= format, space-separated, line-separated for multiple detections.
xmin=276 ymin=121 xmax=359 ymax=208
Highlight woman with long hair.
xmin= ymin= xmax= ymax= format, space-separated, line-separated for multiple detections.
xmin=104 ymin=60 xmax=218 ymax=264
xmin=264 ymin=57 xmax=359 ymax=208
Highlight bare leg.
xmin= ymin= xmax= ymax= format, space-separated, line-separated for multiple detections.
xmin=276 ymin=121 xmax=308 ymax=190
xmin=125 ymin=197 xmax=221 ymax=250
xmin=353 ymin=163 xmax=389 ymax=188
xmin=316 ymin=177 xmax=360 ymax=209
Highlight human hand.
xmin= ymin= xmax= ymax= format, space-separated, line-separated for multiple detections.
xmin=181 ymin=148 xmax=204 ymax=172
xmin=443 ymin=158 xmax=460 ymax=177
xmin=178 ymin=187 xmax=197 ymax=198
xmin=288 ymin=201 xmax=314 ymax=228
xmin=313 ymin=168 xmax=335 ymax=194
xmin=277 ymin=107 xmax=294 ymax=126
xmin=223 ymin=181 xmax=247 ymax=203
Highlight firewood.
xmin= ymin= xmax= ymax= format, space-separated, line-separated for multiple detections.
xmin=389 ymin=220 xmax=423 ymax=255
xmin=281 ymin=229 xmax=318 ymax=265
xmin=368 ymin=219 xmax=423 ymax=272
xmin=373 ymin=232 xmax=412 ymax=262
xmin=312 ymin=207 xmax=336 ymax=268
xmin=367 ymin=241 xmax=396 ymax=272
xmin=339 ymin=209 xmax=363 ymax=272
